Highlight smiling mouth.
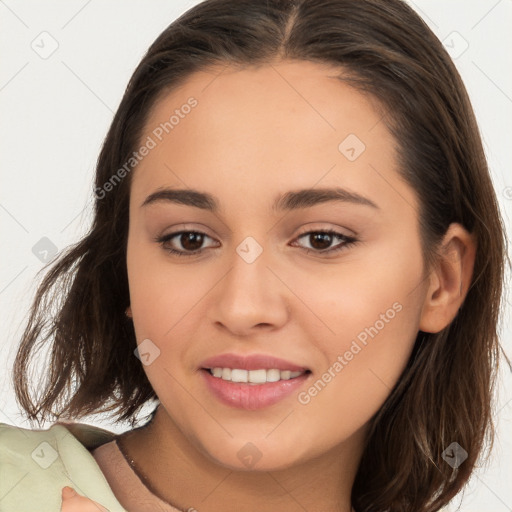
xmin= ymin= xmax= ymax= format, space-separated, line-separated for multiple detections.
xmin=203 ymin=367 xmax=312 ymax=385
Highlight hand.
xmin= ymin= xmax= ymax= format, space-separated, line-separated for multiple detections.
xmin=60 ymin=486 xmax=110 ymax=511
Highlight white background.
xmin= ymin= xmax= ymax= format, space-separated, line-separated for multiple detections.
xmin=1 ymin=1 xmax=511 ymax=510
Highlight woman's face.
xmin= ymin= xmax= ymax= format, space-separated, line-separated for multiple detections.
xmin=126 ymin=60 xmax=430 ymax=471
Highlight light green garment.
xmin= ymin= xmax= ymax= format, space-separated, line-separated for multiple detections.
xmin=0 ymin=421 xmax=128 ymax=512
xmin=0 ymin=421 xmax=457 ymax=511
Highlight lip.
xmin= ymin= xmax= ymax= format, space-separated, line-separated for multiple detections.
xmin=200 ymin=369 xmax=311 ymax=410
xmin=200 ymin=353 xmax=308 ymax=372
xmin=199 ymin=353 xmax=311 ymax=410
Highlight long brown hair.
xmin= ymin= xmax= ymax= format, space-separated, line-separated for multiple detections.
xmin=12 ymin=1 xmax=509 ymax=510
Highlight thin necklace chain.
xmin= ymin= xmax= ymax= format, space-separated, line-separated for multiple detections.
xmin=115 ymin=433 xmax=356 ymax=512
xmin=115 ymin=434 xmax=190 ymax=512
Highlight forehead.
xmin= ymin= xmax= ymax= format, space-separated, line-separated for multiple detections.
xmin=130 ymin=59 xmax=416 ymax=215
xmin=141 ymin=59 xmax=384 ymax=144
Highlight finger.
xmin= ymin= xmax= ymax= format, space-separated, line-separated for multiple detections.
xmin=62 ymin=486 xmax=78 ymax=500
xmin=61 ymin=486 xmax=110 ymax=512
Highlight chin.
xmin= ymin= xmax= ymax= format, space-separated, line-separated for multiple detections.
xmin=197 ymin=435 xmax=312 ymax=473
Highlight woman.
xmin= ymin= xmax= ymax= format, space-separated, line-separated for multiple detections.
xmin=1 ymin=0 xmax=508 ymax=511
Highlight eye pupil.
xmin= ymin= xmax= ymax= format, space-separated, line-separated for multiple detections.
xmin=181 ymin=232 xmax=204 ymax=251
xmin=310 ymin=233 xmax=332 ymax=250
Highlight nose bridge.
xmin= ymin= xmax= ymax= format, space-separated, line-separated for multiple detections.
xmin=208 ymin=235 xmax=289 ymax=334
xmin=226 ymin=235 xmax=274 ymax=306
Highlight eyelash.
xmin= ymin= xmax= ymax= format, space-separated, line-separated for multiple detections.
xmin=155 ymin=229 xmax=357 ymax=258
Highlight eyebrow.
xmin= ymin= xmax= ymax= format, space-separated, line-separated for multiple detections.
xmin=141 ymin=186 xmax=379 ymax=211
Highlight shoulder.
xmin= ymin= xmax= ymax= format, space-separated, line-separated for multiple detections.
xmin=0 ymin=421 xmax=126 ymax=511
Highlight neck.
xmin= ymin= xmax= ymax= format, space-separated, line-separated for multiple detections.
xmin=118 ymin=405 xmax=364 ymax=512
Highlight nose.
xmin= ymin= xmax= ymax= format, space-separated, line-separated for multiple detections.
xmin=207 ymin=243 xmax=290 ymax=337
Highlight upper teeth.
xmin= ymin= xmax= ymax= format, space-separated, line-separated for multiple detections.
xmin=210 ymin=368 xmax=303 ymax=384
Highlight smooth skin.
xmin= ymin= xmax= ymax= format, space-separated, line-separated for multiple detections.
xmin=67 ymin=60 xmax=476 ymax=512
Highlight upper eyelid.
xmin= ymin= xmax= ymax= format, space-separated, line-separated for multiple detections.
xmin=159 ymin=227 xmax=352 ymax=239
xmin=158 ymin=224 xmax=218 ymax=239
xmin=159 ymin=221 xmax=356 ymax=238
xmin=159 ymin=230 xmax=219 ymax=245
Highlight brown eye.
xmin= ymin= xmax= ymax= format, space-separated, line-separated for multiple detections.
xmin=156 ymin=230 xmax=218 ymax=257
xmin=293 ymin=229 xmax=357 ymax=256
xmin=179 ymin=232 xmax=205 ymax=251
xmin=308 ymin=232 xmax=334 ymax=250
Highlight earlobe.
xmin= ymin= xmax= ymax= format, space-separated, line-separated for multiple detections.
xmin=419 ymin=223 xmax=477 ymax=333
xmin=125 ymin=306 xmax=133 ymax=318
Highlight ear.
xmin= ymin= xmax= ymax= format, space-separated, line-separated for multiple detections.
xmin=125 ymin=305 xmax=133 ymax=318
xmin=419 ymin=223 xmax=477 ymax=333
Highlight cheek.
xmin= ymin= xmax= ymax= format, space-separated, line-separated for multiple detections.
xmin=127 ymin=233 xmax=199 ymax=335
xmin=297 ymin=305 xmax=419 ymax=451
xmin=293 ymin=239 xmax=424 ymax=349
xmin=126 ymin=244 xmax=200 ymax=404
xmin=126 ymin=233 xmax=219 ymax=389
xmin=293 ymin=240 xmax=425 ymax=435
